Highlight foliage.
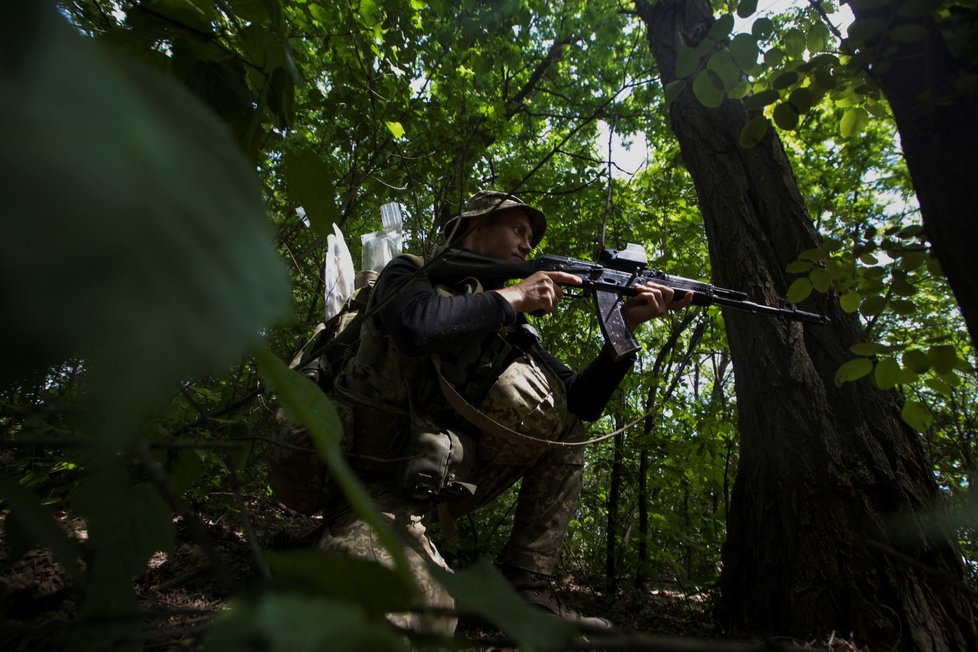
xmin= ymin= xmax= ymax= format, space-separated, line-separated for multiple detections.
xmin=1 ymin=0 xmax=975 ymax=648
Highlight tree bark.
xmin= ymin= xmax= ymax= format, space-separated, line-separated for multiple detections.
xmin=606 ymin=431 xmax=625 ymax=594
xmin=636 ymin=447 xmax=651 ymax=590
xmin=635 ymin=1 xmax=978 ymax=649
xmin=845 ymin=0 xmax=978 ymax=353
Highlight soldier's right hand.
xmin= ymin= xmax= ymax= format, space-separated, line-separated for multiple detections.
xmin=495 ymin=271 xmax=582 ymax=314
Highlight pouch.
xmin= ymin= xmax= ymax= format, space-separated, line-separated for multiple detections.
xmin=401 ymin=422 xmax=478 ymax=501
xmin=475 ymin=352 xmax=567 ymax=465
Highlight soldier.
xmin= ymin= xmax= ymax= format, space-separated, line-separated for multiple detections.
xmin=318 ymin=190 xmax=691 ymax=633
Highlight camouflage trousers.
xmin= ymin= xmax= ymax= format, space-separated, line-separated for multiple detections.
xmin=318 ymin=487 xmax=457 ymax=636
xmin=316 ymin=410 xmax=586 ymax=634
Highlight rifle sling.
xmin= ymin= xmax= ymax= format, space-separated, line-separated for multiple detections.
xmin=431 ymin=353 xmax=589 ymax=448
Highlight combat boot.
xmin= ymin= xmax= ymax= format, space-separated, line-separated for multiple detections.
xmin=501 ymin=565 xmax=612 ymax=631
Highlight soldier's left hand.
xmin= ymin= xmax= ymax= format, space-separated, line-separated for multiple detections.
xmin=622 ymin=282 xmax=693 ymax=330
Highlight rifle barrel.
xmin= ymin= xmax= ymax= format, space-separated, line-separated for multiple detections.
xmin=711 ymin=295 xmax=830 ymax=325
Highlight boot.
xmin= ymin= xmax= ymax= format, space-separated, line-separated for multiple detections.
xmin=501 ymin=565 xmax=612 ymax=630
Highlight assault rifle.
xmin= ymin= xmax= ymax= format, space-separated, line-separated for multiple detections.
xmin=427 ymin=243 xmax=830 ymax=361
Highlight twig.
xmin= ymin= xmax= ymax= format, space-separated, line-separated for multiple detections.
xmin=135 ymin=441 xmax=240 ymax=594
xmin=222 ymin=450 xmax=271 ymax=580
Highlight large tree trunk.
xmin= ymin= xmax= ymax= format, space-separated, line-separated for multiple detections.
xmin=845 ymin=0 xmax=978 ymax=353
xmin=635 ymin=1 xmax=978 ymax=649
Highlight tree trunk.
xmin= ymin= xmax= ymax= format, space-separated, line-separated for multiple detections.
xmin=606 ymin=431 xmax=624 ymax=593
xmin=635 ymin=447 xmax=651 ymax=590
xmin=635 ymin=1 xmax=978 ymax=649
xmin=846 ymin=0 xmax=978 ymax=353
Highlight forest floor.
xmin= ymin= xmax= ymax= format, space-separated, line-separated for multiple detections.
xmin=0 ymin=496 xmax=857 ymax=651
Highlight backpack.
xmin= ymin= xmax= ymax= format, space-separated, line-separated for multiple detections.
xmin=266 ymin=254 xmax=424 ymax=514
xmin=265 ymin=283 xmax=373 ymax=514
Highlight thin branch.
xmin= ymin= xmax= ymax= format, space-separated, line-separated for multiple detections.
xmin=135 ymin=440 xmax=240 ymax=594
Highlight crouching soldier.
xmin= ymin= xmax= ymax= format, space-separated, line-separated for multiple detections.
xmin=317 ymin=190 xmax=691 ymax=634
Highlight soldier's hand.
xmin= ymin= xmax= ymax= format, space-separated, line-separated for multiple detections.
xmin=622 ymin=282 xmax=693 ymax=330
xmin=495 ymin=271 xmax=582 ymax=314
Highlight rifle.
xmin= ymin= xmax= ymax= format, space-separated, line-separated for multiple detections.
xmin=427 ymin=243 xmax=830 ymax=361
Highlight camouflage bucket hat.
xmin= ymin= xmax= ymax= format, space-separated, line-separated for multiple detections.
xmin=444 ymin=190 xmax=547 ymax=247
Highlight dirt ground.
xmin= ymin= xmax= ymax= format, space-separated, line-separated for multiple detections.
xmin=0 ymin=498 xmax=818 ymax=651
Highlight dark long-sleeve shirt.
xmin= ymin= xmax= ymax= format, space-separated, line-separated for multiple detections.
xmin=371 ymin=255 xmax=636 ymax=421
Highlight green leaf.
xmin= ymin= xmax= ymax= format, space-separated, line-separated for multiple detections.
xmin=787 ymin=277 xmax=813 ymax=303
xmin=737 ymin=0 xmax=758 ymax=19
xmin=897 ymin=249 xmax=926 ymax=270
xmin=738 ymin=114 xmax=770 ymax=148
xmin=308 ymin=3 xmax=330 ymax=23
xmin=764 ymin=47 xmax=785 ymax=67
xmin=891 ymin=275 xmax=916 ymax=297
xmin=901 ymin=402 xmax=934 ymax=432
xmin=708 ymin=14 xmax=735 ymax=43
xmin=823 ymin=238 xmax=844 ymax=252
xmin=664 ymin=79 xmax=687 ymax=104
xmin=433 ymin=559 xmax=575 ymax=650
xmin=169 ymin=450 xmax=205 ymax=495
xmin=807 ymin=21 xmax=831 ymax=52
xmin=890 ymin=299 xmax=916 ymax=316
xmin=846 ymin=18 xmax=885 ymax=48
xmin=786 ymin=260 xmax=814 ymax=274
xmin=359 ymin=0 xmax=383 ymax=26
xmin=264 ymin=551 xmax=417 ymax=616
xmin=676 ymin=47 xmax=701 ymax=79
xmin=840 ymin=107 xmax=870 ymax=138
xmin=386 ymin=120 xmax=406 ymax=140
xmin=835 ymin=358 xmax=873 ymax=386
xmin=707 ymin=51 xmax=741 ymax=91
xmin=73 ymin=466 xmax=175 ymax=613
xmin=903 ymin=349 xmax=930 ymax=373
xmin=772 ymin=70 xmax=800 ymax=90
xmin=924 ymin=375 xmax=954 ymax=398
xmin=743 ymin=89 xmax=780 ymax=111
xmin=728 ymin=80 xmax=751 ymax=99
xmin=1 ymin=5 xmax=290 ymax=446
xmin=204 ymin=593 xmax=407 ymax=652
xmin=873 ymin=357 xmax=901 ymax=390
xmin=810 ymin=267 xmax=831 ymax=292
xmin=693 ymin=69 xmax=725 ymax=108
xmin=284 ymin=145 xmax=339 ymax=239
xmin=840 ymin=291 xmax=862 ymax=313
xmin=928 ymin=345 xmax=958 ymax=375
xmin=798 ymin=247 xmax=827 ymax=262
xmin=783 ymin=28 xmax=807 ymax=57
xmin=773 ymin=102 xmax=800 ymax=130
xmin=253 ymin=349 xmax=416 ymax=591
xmin=850 ymin=342 xmax=890 ymax=356
xmin=730 ymin=34 xmax=760 ymax=70
xmin=827 ymin=259 xmax=850 ymax=283
xmin=860 ymin=294 xmax=887 ymax=316
xmin=788 ymin=87 xmax=815 ymax=113
xmin=752 ymin=17 xmax=775 ymax=39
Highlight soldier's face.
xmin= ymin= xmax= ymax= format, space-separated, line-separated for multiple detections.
xmin=462 ymin=209 xmax=534 ymax=261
